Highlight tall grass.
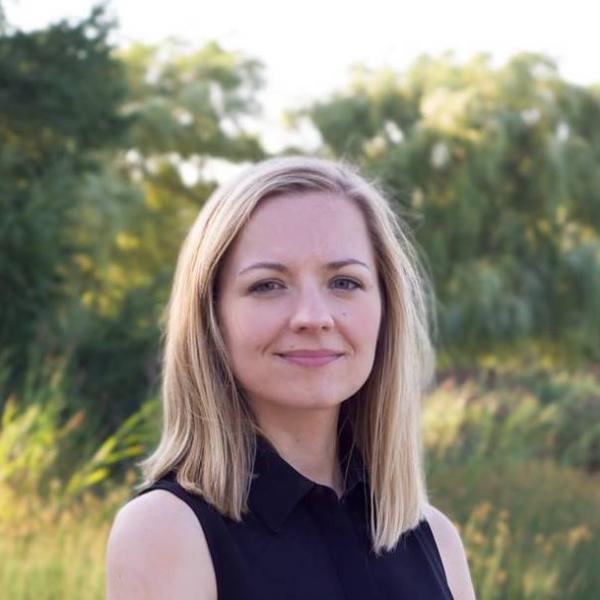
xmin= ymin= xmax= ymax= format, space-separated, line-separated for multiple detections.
xmin=0 ymin=356 xmax=159 ymax=599
xmin=0 ymin=480 xmax=133 ymax=599
xmin=424 ymin=366 xmax=600 ymax=599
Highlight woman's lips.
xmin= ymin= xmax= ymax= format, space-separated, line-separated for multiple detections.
xmin=277 ymin=354 xmax=342 ymax=367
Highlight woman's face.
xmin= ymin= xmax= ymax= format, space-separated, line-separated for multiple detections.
xmin=216 ymin=191 xmax=382 ymax=415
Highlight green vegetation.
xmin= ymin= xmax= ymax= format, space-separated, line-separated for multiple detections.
xmin=425 ymin=365 xmax=600 ymax=598
xmin=0 ymin=5 xmax=598 ymax=599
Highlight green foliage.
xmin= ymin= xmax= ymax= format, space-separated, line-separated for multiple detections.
xmin=64 ymin=394 xmax=159 ymax=498
xmin=298 ymin=52 xmax=600 ymax=362
xmin=0 ymin=353 xmax=159 ymax=598
xmin=429 ymin=460 xmax=599 ymax=599
xmin=423 ymin=367 xmax=600 ymax=599
xmin=0 ymin=6 xmax=130 ymax=392
xmin=425 ymin=363 xmax=600 ymax=474
xmin=0 ymin=354 xmax=160 ymax=513
xmin=122 ymin=39 xmax=265 ymax=161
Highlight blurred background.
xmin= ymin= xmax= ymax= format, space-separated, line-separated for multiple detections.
xmin=1 ymin=1 xmax=599 ymax=598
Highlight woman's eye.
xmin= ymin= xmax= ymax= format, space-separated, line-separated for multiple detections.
xmin=332 ymin=278 xmax=363 ymax=291
xmin=250 ymin=281 xmax=283 ymax=293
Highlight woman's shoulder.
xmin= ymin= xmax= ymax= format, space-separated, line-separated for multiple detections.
xmin=105 ymin=488 xmax=217 ymax=600
xmin=423 ymin=503 xmax=476 ymax=600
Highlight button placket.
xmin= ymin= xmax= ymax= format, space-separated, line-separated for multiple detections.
xmin=306 ymin=486 xmax=380 ymax=600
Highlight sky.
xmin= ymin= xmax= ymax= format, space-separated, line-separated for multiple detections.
xmin=5 ymin=0 xmax=600 ymax=153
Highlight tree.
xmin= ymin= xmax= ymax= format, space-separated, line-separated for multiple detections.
xmin=0 ymin=6 xmax=129 ymax=393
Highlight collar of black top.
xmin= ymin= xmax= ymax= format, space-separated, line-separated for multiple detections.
xmin=247 ymin=410 xmax=367 ymax=533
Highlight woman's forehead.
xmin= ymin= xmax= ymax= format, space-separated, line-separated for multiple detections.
xmin=242 ymin=192 xmax=370 ymax=247
xmin=225 ymin=192 xmax=376 ymax=271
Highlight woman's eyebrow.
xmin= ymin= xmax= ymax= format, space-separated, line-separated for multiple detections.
xmin=237 ymin=258 xmax=370 ymax=277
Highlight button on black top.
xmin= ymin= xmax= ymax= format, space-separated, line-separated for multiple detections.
xmin=135 ymin=418 xmax=454 ymax=600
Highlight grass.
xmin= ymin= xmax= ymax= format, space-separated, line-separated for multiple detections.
xmin=424 ymin=365 xmax=600 ymax=599
xmin=0 ymin=479 xmax=137 ymax=599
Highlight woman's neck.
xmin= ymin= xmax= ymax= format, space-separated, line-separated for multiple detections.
xmin=253 ymin=403 xmax=344 ymax=497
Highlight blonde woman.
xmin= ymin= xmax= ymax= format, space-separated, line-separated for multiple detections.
xmin=106 ymin=156 xmax=476 ymax=599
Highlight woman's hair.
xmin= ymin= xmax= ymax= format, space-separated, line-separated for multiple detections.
xmin=136 ymin=155 xmax=436 ymax=554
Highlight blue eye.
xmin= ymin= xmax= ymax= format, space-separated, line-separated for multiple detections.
xmin=332 ymin=278 xmax=362 ymax=290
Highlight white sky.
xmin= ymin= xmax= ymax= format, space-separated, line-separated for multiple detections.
xmin=5 ymin=0 xmax=600 ymax=153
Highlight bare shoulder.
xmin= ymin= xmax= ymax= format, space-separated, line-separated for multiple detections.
xmin=424 ymin=503 xmax=477 ymax=600
xmin=105 ymin=489 xmax=217 ymax=600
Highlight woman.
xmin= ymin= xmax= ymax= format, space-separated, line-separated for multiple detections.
xmin=106 ymin=156 xmax=476 ymax=599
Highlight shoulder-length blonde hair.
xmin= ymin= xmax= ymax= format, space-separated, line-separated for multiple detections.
xmin=136 ymin=155 xmax=436 ymax=554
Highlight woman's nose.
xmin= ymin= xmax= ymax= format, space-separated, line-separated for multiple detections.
xmin=289 ymin=285 xmax=335 ymax=331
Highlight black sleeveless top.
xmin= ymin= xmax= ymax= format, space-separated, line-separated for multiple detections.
xmin=135 ymin=423 xmax=453 ymax=599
